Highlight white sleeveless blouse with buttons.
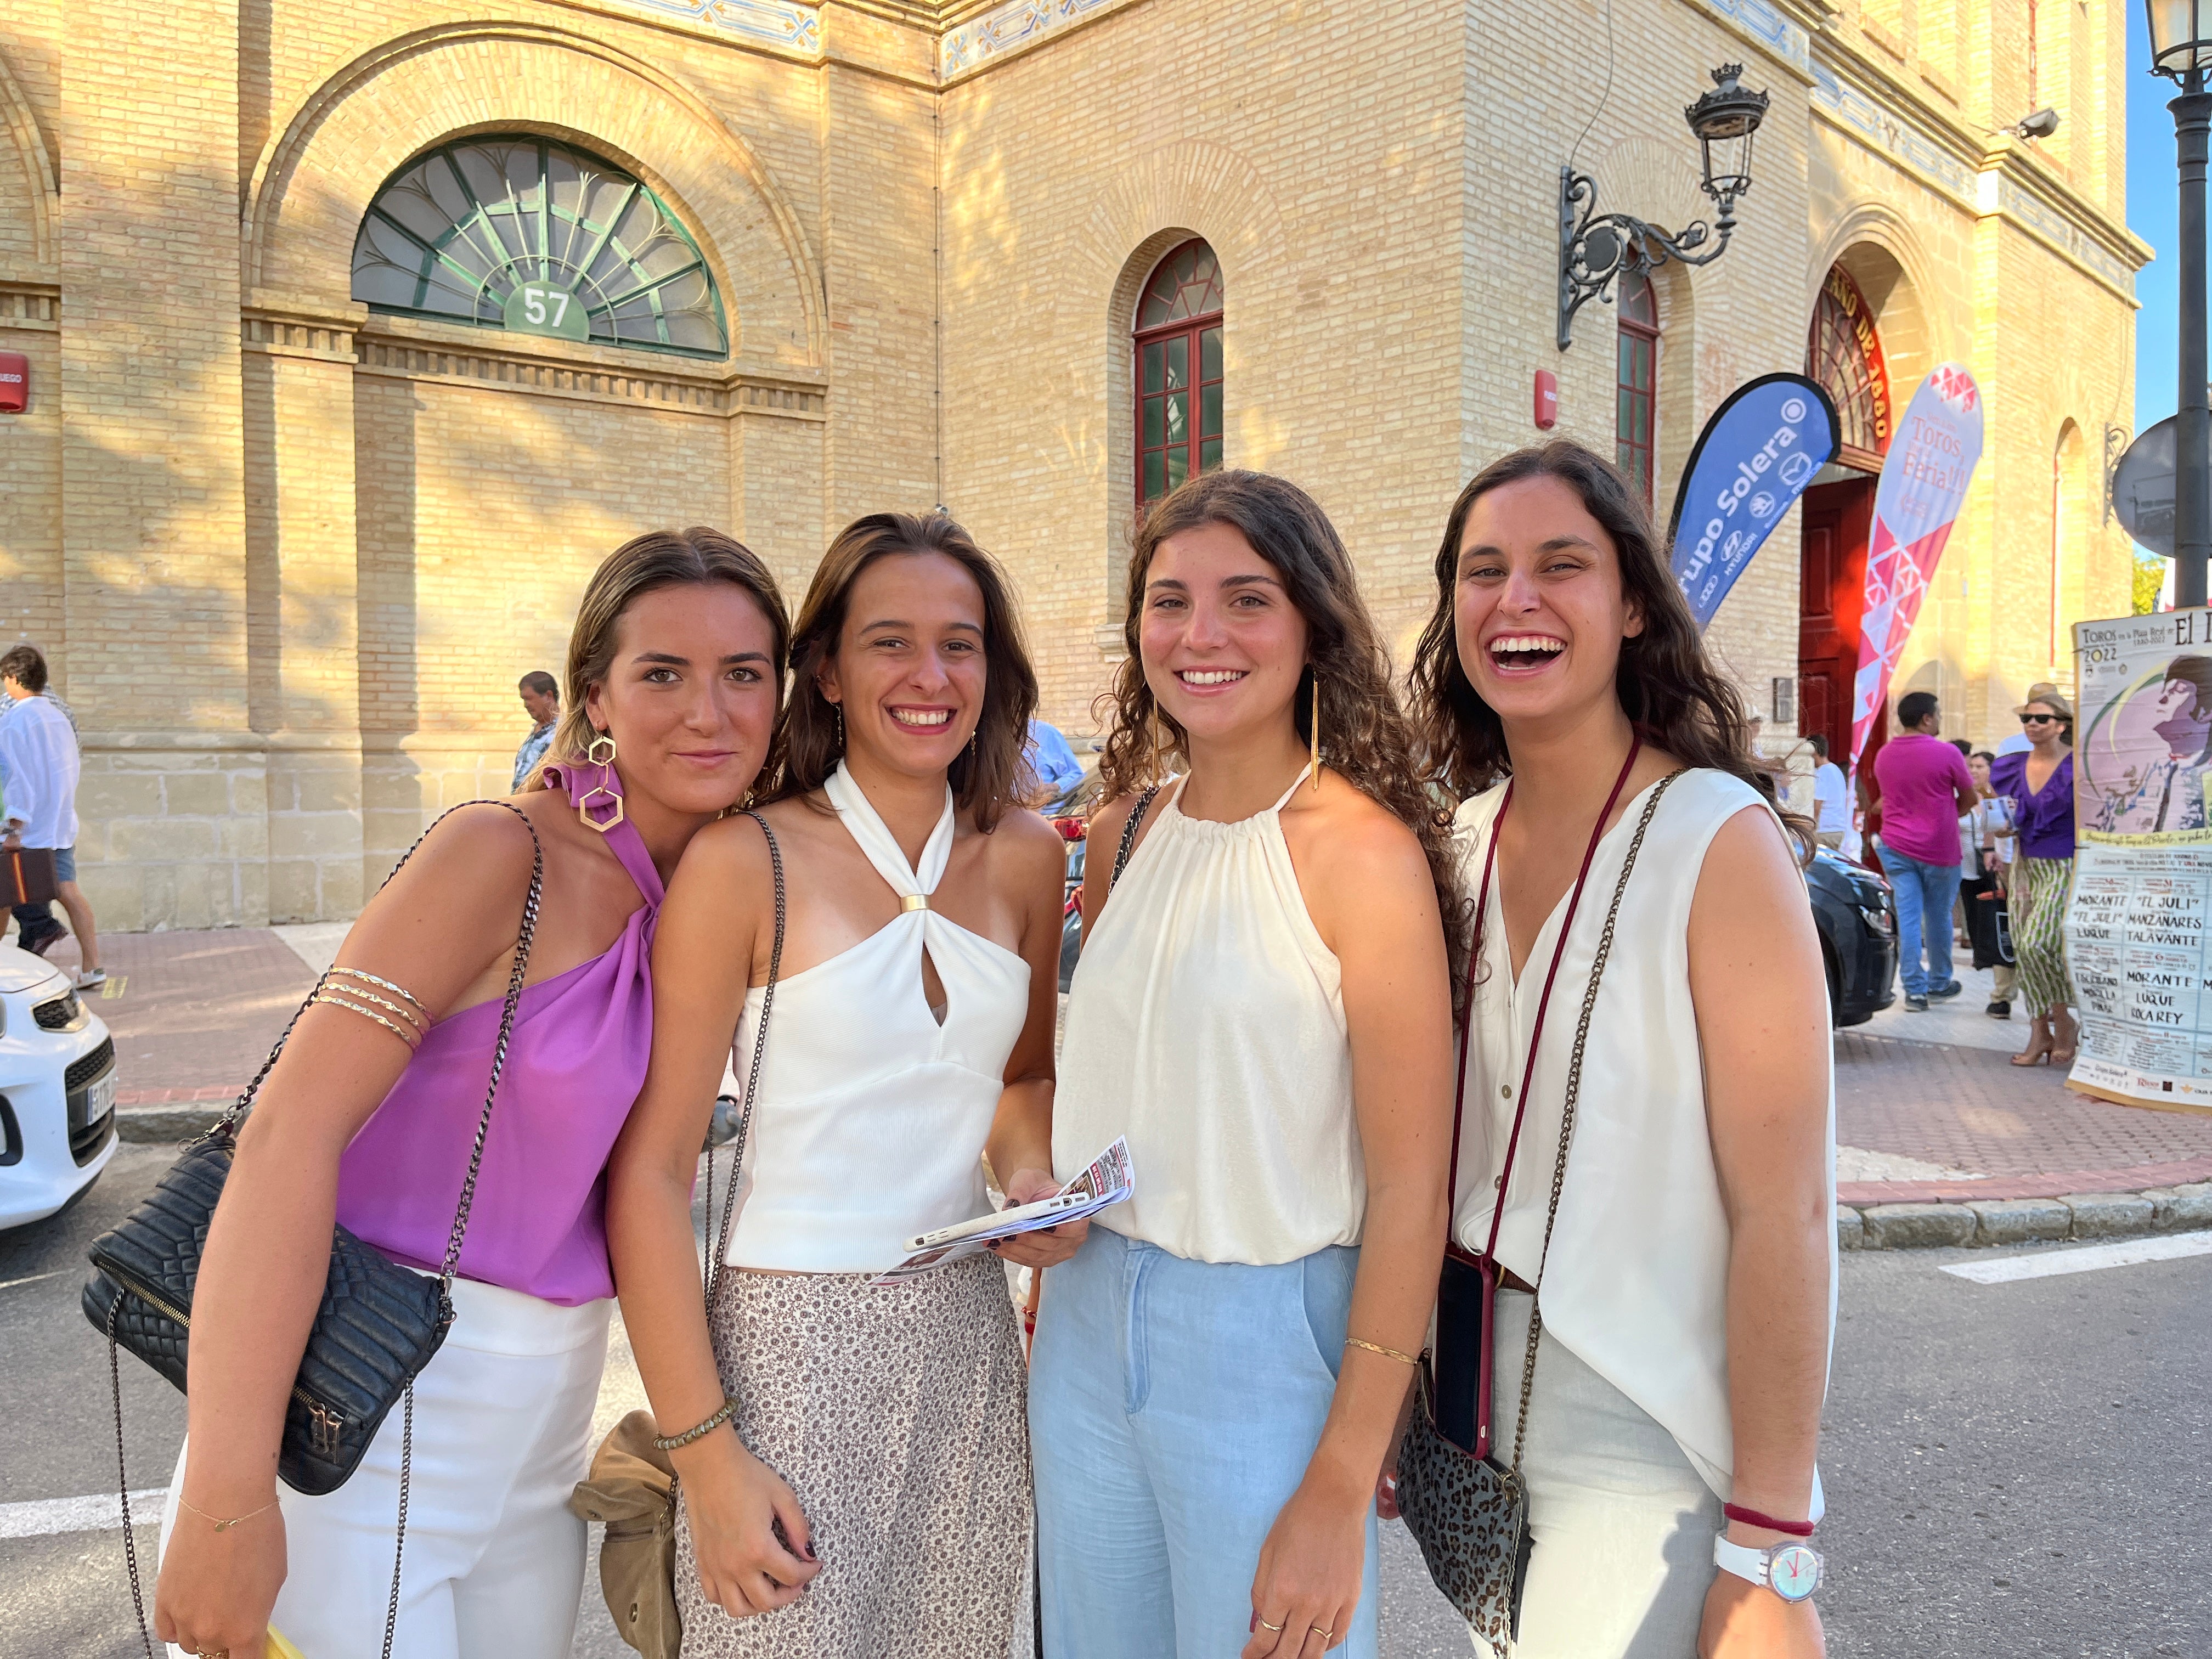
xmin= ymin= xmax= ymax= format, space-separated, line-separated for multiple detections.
xmin=1450 ymin=767 xmax=1838 ymax=1502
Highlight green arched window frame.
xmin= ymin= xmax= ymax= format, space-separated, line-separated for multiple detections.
xmin=351 ymin=135 xmax=729 ymax=359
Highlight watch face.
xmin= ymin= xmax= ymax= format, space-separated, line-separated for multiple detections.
xmin=1769 ymin=1543 xmax=1822 ymax=1602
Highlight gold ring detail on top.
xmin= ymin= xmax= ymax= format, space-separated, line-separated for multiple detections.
xmin=175 ymin=1493 xmax=280 ymax=1533
xmin=1311 ymin=1627 xmax=1334 ymax=1641
xmin=901 ymin=893 xmax=930 ymax=913
xmin=651 ymin=1397 xmax=737 ymax=1452
xmin=1344 ymin=1335 xmax=1420 ymax=1366
xmin=1257 ymin=1618 xmax=1284 ymax=1632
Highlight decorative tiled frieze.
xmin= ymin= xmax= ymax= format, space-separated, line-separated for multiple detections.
xmin=1978 ymin=171 xmax=2139 ymax=299
xmin=940 ymin=0 xmax=1135 ymax=79
xmin=606 ymin=0 xmax=821 ymax=50
xmin=354 ymin=337 xmax=827 ymax=419
xmin=1810 ymin=59 xmax=1976 ymax=202
xmin=1684 ymin=0 xmax=1811 ymax=76
xmin=242 ymin=314 xmax=358 ymax=363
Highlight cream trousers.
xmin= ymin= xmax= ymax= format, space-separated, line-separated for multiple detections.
xmin=160 ymin=1277 xmax=610 ymax=1659
xmin=1472 ymin=1291 xmax=1723 ymax=1659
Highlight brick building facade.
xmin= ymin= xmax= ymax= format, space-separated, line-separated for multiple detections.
xmin=0 ymin=0 xmax=2145 ymax=929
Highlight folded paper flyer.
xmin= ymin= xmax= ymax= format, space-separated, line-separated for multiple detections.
xmin=869 ymin=1138 xmax=1133 ymax=1287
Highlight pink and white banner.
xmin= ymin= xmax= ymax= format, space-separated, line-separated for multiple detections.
xmin=1849 ymin=364 xmax=1985 ymax=765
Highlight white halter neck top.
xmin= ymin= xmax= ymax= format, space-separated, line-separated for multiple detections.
xmin=1053 ymin=771 xmax=1364 ymax=1265
xmin=721 ymin=763 xmax=1031 ymax=1272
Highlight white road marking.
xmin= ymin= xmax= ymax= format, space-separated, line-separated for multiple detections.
xmin=0 ymin=1489 xmax=167 ymax=1539
xmin=0 ymin=1269 xmax=66 ymax=1294
xmin=1941 ymin=1229 xmax=2212 ymax=1284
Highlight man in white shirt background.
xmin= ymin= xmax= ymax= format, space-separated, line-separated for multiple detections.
xmin=0 ymin=645 xmax=103 ymax=987
xmin=1808 ymin=733 xmax=1850 ymax=850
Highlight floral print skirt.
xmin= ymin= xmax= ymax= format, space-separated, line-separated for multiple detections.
xmin=675 ymin=1253 xmax=1034 ymax=1658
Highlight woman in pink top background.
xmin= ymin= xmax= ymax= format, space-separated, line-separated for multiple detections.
xmin=154 ymin=529 xmax=788 ymax=1659
xmin=1868 ymin=690 xmax=1978 ymax=1012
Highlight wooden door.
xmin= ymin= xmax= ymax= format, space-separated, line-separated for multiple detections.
xmin=1798 ymin=478 xmax=1879 ymax=765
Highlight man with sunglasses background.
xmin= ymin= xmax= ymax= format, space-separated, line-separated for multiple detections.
xmin=1871 ymin=690 xmax=1979 ymax=1011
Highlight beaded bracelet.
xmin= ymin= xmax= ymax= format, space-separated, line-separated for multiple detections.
xmin=652 ymin=1397 xmax=737 ymax=1452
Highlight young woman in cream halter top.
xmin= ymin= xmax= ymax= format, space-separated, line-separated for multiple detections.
xmin=1035 ymin=471 xmax=1458 ymax=1659
xmin=1398 ymin=441 xmax=1833 ymax=1659
xmin=607 ymin=513 xmax=1075 ymax=1657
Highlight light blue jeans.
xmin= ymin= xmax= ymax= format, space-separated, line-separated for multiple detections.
xmin=1029 ymin=1227 xmax=1380 ymax=1659
xmin=1876 ymin=843 xmax=1961 ymax=997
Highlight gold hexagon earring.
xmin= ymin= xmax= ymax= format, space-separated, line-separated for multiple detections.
xmin=579 ymin=732 xmax=624 ymax=832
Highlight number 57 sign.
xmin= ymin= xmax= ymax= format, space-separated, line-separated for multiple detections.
xmin=502 ymin=281 xmax=589 ymax=342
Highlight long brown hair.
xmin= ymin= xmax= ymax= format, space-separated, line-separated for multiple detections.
xmin=774 ymin=511 xmax=1038 ymax=832
xmin=525 ymin=526 xmax=790 ymax=803
xmin=1406 ymin=441 xmax=1812 ymax=853
xmin=1098 ymin=469 xmax=1463 ymax=943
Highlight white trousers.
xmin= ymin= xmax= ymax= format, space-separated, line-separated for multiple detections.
xmin=1472 ymin=1291 xmax=1723 ymax=1659
xmin=161 ymin=1278 xmax=610 ymax=1659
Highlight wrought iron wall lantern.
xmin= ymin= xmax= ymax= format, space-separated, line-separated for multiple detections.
xmin=1557 ymin=65 xmax=1770 ymax=349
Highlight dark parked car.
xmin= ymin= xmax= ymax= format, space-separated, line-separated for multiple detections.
xmin=1807 ymin=847 xmax=1897 ymax=1026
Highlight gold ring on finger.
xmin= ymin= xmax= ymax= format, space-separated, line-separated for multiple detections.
xmin=1311 ymin=1629 xmax=1333 ymax=1641
xmin=1258 ymin=1617 xmax=1284 ymax=1632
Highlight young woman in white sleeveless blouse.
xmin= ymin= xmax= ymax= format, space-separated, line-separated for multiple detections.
xmin=607 ymin=513 xmax=1076 ymax=1658
xmin=1035 ymin=471 xmax=1457 ymax=1659
xmin=1396 ymin=442 xmax=1835 ymax=1659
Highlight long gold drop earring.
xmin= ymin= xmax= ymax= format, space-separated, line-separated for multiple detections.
xmin=1308 ymin=670 xmax=1322 ymax=792
xmin=580 ymin=731 xmax=623 ymax=832
xmin=834 ymin=703 xmax=845 ymax=753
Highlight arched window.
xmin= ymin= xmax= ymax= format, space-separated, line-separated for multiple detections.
xmin=1615 ymin=269 xmax=1658 ymax=505
xmin=1134 ymin=240 xmax=1224 ymax=506
xmin=351 ymin=136 xmax=728 ymax=359
xmin=1806 ymin=264 xmax=1891 ymax=471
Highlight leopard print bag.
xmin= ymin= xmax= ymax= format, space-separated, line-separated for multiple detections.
xmin=1394 ymin=770 xmax=1678 ymax=1650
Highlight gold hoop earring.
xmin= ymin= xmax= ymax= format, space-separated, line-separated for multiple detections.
xmin=1308 ymin=670 xmax=1322 ymax=792
xmin=579 ymin=731 xmax=623 ymax=833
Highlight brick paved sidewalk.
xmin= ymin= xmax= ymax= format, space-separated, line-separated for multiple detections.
xmin=67 ymin=928 xmax=2212 ymax=1204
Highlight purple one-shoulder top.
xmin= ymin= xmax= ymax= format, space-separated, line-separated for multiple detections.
xmin=335 ymin=763 xmax=659 ymax=1306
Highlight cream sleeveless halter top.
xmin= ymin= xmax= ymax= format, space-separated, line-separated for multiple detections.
xmin=1053 ymin=770 xmax=1364 ymax=1266
xmin=720 ymin=763 xmax=1031 ymax=1273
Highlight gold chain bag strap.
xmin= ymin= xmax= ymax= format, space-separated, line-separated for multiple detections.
xmin=569 ymin=810 xmax=786 ymax=1659
xmin=1395 ymin=770 xmax=1681 ymax=1648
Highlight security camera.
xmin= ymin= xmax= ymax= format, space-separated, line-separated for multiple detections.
xmin=2013 ymin=107 xmax=2061 ymax=140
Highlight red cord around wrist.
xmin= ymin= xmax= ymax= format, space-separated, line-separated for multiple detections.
xmin=1723 ymin=1503 xmax=1815 ymax=1538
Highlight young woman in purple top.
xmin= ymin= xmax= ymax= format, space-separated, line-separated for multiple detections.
xmin=1989 ymin=688 xmax=2078 ymax=1065
xmin=154 ymin=529 xmax=788 ymax=1659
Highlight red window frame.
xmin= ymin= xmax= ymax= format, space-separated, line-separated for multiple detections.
xmin=1616 ymin=270 xmax=1658 ymax=506
xmin=1133 ymin=240 xmax=1224 ymax=507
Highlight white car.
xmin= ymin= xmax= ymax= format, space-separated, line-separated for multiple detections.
xmin=0 ymin=942 xmax=117 ymax=1230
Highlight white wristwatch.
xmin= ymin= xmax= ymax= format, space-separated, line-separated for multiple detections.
xmin=1713 ymin=1533 xmax=1823 ymax=1602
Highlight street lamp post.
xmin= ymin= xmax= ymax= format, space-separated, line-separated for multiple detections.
xmin=1557 ymin=65 xmax=1769 ymax=349
xmin=2147 ymin=2 xmax=2212 ymax=606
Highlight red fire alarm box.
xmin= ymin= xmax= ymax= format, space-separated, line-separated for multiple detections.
xmin=0 ymin=353 xmax=25 ymax=415
xmin=1533 ymin=369 xmax=1558 ymax=430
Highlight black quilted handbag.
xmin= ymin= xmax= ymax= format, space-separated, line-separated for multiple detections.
xmin=1396 ymin=767 xmax=1677 ymax=1649
xmin=81 ymin=799 xmax=543 ymax=1658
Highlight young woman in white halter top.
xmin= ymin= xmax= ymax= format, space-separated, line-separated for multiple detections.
xmin=1034 ymin=471 xmax=1457 ymax=1659
xmin=1398 ymin=442 xmax=1834 ymax=1659
xmin=607 ymin=513 xmax=1075 ymax=1657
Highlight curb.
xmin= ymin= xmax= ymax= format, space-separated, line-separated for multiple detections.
xmin=116 ymin=1102 xmax=230 ymax=1143
xmin=1840 ymin=1182 xmax=2212 ymax=1250
xmin=118 ymin=1101 xmax=2212 ymax=1251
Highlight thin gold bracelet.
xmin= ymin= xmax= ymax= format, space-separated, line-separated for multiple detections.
xmin=1344 ymin=1336 xmax=1421 ymax=1367
xmin=176 ymin=1494 xmax=280 ymax=1533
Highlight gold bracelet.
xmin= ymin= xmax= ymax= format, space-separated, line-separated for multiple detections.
xmin=652 ymin=1397 xmax=737 ymax=1452
xmin=175 ymin=1494 xmax=280 ymax=1533
xmin=308 ymin=984 xmax=422 ymax=1049
xmin=1345 ymin=1335 xmax=1421 ymax=1367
